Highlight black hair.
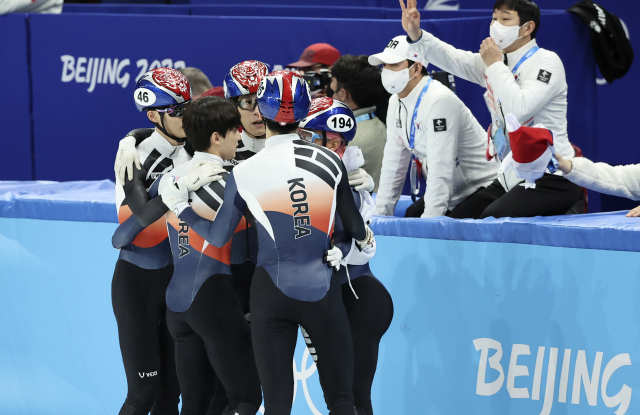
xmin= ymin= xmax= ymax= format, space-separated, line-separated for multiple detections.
xmin=264 ymin=118 xmax=300 ymax=135
xmin=330 ymin=55 xmax=388 ymax=109
xmin=182 ymin=96 xmax=241 ymax=152
xmin=493 ymin=0 xmax=540 ymax=39
xmin=406 ymin=59 xmax=430 ymax=76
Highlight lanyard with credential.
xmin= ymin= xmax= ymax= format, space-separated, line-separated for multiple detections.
xmin=355 ymin=112 xmax=376 ymax=123
xmin=408 ymin=77 xmax=432 ymax=201
xmin=489 ymin=46 xmax=540 ymax=161
xmin=511 ymin=46 xmax=539 ymax=76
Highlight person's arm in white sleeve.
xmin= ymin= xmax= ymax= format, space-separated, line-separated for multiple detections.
xmin=408 ymin=30 xmax=487 ymax=87
xmin=485 ymin=52 xmax=565 ymax=124
xmin=400 ymin=0 xmax=486 ymax=86
xmin=0 ymin=0 xmax=32 ymax=14
xmin=375 ymin=101 xmax=412 ymax=216
xmin=421 ymin=95 xmax=459 ymax=217
xmin=559 ymin=156 xmax=640 ymax=201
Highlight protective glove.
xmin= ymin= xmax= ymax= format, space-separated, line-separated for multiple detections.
xmin=160 ymin=178 xmax=190 ymax=216
xmin=348 ymin=168 xmax=375 ymax=192
xmin=114 ymin=136 xmax=141 ymax=186
xmin=323 ymin=245 xmax=343 ymax=271
xmin=179 ymin=161 xmax=226 ymax=192
xmin=355 ymin=223 xmax=375 ymax=252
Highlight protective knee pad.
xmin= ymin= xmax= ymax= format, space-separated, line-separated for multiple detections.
xmin=221 ymin=402 xmax=259 ymax=415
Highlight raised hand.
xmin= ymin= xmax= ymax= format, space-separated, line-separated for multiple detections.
xmin=400 ymin=0 xmax=422 ymax=42
xmin=479 ymin=37 xmax=503 ymax=67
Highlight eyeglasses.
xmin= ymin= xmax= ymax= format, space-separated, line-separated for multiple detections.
xmin=156 ymin=101 xmax=191 ymax=118
xmin=237 ymin=95 xmax=259 ymax=111
xmin=297 ymin=129 xmax=323 ymax=143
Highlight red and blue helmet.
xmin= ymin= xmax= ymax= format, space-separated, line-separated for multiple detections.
xmin=299 ymin=97 xmax=357 ymax=142
xmin=257 ymin=70 xmax=311 ymax=124
xmin=223 ymin=60 xmax=269 ymax=99
xmin=133 ymin=67 xmax=192 ymax=112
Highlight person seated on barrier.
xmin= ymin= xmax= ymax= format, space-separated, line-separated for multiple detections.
xmin=157 ymin=96 xmax=262 ymax=415
xmin=555 ymin=154 xmax=640 ymax=217
xmin=399 ymin=0 xmax=582 ymax=218
xmin=160 ymin=70 xmax=372 ymax=415
xmin=110 ymin=67 xmax=224 ymax=415
xmin=369 ymin=35 xmax=498 ymax=218
xmin=179 ymin=67 xmax=213 ymax=100
xmin=297 ymin=97 xmax=394 ymax=415
xmin=330 ymin=55 xmax=389 ymax=192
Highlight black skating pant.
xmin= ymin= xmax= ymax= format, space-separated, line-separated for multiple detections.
xmin=341 ymin=275 xmax=394 ymax=415
xmin=111 ymin=259 xmax=180 ymax=415
xmin=305 ymin=274 xmax=394 ymax=415
xmin=250 ymin=267 xmax=355 ymax=415
xmin=166 ymin=274 xmax=262 ymax=415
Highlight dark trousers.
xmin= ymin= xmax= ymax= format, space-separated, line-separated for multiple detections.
xmin=250 ymin=267 xmax=355 ymax=415
xmin=111 ymin=260 xmax=180 ymax=415
xmin=166 ymin=275 xmax=262 ymax=415
xmin=342 ymin=275 xmax=394 ymax=415
xmin=447 ymin=173 xmax=583 ymax=219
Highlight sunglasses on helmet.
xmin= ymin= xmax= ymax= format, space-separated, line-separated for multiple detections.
xmin=156 ymin=101 xmax=192 ymax=118
xmin=237 ymin=95 xmax=259 ymax=111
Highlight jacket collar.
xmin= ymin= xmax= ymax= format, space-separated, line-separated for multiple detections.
xmin=353 ymin=106 xmax=377 ymax=117
xmin=399 ymin=75 xmax=430 ymax=106
xmin=264 ymin=133 xmax=300 ymax=149
xmin=192 ymin=151 xmax=224 ymax=167
xmin=505 ymin=39 xmax=539 ymax=70
xmin=149 ymin=130 xmax=183 ymax=158
xmin=241 ymin=130 xmax=266 ymax=153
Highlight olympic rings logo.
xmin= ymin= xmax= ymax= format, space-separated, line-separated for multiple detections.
xmin=257 ymin=347 xmax=323 ymax=414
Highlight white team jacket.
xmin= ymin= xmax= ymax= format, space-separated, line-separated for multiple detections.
xmin=565 ymin=157 xmax=640 ymax=201
xmin=407 ymin=31 xmax=575 ymax=167
xmin=376 ymin=76 xmax=498 ymax=217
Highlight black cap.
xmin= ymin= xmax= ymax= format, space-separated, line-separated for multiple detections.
xmin=568 ymin=1 xmax=634 ymax=84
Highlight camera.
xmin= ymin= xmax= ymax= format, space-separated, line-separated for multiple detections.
xmin=302 ymin=69 xmax=332 ymax=92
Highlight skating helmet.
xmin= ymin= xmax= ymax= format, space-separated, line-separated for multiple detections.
xmin=256 ymin=70 xmax=311 ymax=124
xmin=133 ymin=67 xmax=192 ymax=112
xmin=298 ymin=97 xmax=357 ymax=142
xmin=223 ymin=60 xmax=269 ymax=98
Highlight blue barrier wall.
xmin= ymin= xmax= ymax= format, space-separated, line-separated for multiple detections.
xmin=1 ymin=14 xmax=32 ymax=181
xmin=1 ymin=216 xmax=639 ymax=415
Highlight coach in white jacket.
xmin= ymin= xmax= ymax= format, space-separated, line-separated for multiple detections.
xmin=398 ymin=0 xmax=582 ymax=219
xmin=370 ymin=35 xmax=497 ymax=218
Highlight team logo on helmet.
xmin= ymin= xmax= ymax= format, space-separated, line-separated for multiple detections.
xmin=151 ymin=68 xmax=190 ymax=101
xmin=231 ymin=61 xmax=268 ymax=90
xmin=307 ymin=97 xmax=334 ymax=116
xmin=225 ymin=61 xmax=269 ymax=98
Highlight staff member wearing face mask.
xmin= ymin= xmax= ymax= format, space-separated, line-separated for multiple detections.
xmin=370 ymin=36 xmax=498 ymax=218
xmin=399 ymin=0 xmax=581 ymax=219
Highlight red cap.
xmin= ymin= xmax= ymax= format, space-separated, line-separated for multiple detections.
xmin=200 ymin=86 xmax=225 ymax=98
xmin=287 ymin=43 xmax=341 ymax=68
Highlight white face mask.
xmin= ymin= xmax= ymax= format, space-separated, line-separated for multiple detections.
xmin=490 ymin=21 xmax=528 ymax=50
xmin=381 ymin=64 xmax=416 ymax=95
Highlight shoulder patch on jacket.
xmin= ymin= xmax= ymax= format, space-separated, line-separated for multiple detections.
xmin=537 ymin=69 xmax=552 ymax=84
xmin=433 ymin=118 xmax=447 ymax=132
